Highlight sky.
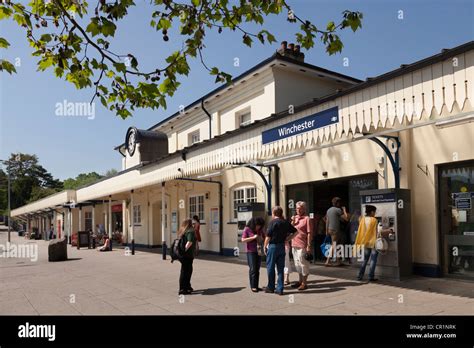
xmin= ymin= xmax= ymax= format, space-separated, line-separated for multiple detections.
xmin=0 ymin=0 xmax=473 ymax=180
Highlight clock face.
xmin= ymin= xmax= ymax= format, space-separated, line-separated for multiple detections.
xmin=126 ymin=128 xmax=137 ymax=156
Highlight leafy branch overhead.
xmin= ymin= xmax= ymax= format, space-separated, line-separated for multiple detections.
xmin=0 ymin=0 xmax=363 ymax=119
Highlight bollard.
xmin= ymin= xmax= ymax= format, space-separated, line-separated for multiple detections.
xmin=92 ymin=237 xmax=96 ymax=249
xmin=131 ymin=239 xmax=135 ymax=255
xmin=109 ymin=238 xmax=113 ymax=251
xmin=68 ymin=236 xmax=71 ymax=244
xmin=162 ymin=241 xmax=167 ymax=260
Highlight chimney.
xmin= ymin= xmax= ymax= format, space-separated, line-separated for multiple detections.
xmin=277 ymin=41 xmax=287 ymax=55
xmin=276 ymin=40 xmax=304 ymax=62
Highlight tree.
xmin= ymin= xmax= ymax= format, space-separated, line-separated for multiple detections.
xmin=1 ymin=153 xmax=63 ymax=209
xmin=104 ymin=168 xmax=118 ymax=177
xmin=63 ymin=171 xmax=102 ymax=189
xmin=0 ymin=1 xmax=362 ymax=118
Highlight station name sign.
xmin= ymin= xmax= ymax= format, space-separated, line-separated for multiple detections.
xmin=262 ymin=106 xmax=339 ymax=145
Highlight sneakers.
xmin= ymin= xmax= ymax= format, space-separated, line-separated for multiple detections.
xmin=368 ymin=278 xmax=378 ymax=282
xmin=178 ymin=289 xmax=192 ymax=295
xmin=275 ymin=291 xmax=284 ymax=296
xmin=264 ymin=287 xmax=274 ymax=294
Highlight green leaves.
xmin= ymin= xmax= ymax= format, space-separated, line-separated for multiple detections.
xmin=0 ymin=0 xmax=363 ymax=119
xmin=0 ymin=6 xmax=12 ymax=20
xmin=341 ymin=11 xmax=363 ymax=32
xmin=86 ymin=17 xmax=117 ymax=37
xmin=37 ymin=56 xmax=54 ymax=71
xmin=0 ymin=59 xmax=16 ymax=74
xmin=0 ymin=37 xmax=10 ymax=49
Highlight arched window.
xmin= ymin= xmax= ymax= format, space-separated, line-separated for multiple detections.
xmin=231 ymin=185 xmax=257 ymax=221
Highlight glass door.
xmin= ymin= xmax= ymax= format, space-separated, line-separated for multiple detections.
xmin=438 ymin=161 xmax=474 ymax=279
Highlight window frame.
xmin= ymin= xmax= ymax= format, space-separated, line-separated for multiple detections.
xmin=188 ymin=194 xmax=205 ymax=223
xmin=133 ymin=205 xmax=141 ymax=225
xmin=188 ymin=130 xmax=200 ymax=146
xmin=231 ymin=185 xmax=257 ymax=221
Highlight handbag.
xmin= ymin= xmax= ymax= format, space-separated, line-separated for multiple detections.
xmin=256 ymin=233 xmax=264 ymax=256
xmin=320 ymin=235 xmax=332 ymax=258
xmin=375 ymin=229 xmax=388 ymax=254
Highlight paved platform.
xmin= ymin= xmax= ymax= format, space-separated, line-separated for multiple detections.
xmin=0 ymin=231 xmax=472 ymax=315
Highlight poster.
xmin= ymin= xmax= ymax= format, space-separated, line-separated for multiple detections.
xmin=171 ymin=211 xmax=177 ymax=234
xmin=210 ymin=207 xmax=219 ymax=234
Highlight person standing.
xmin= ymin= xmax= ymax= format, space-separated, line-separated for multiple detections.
xmin=289 ymin=201 xmax=313 ymax=291
xmin=325 ymin=197 xmax=349 ymax=266
xmin=312 ymin=212 xmax=326 ymax=262
xmin=192 ymin=215 xmax=201 ymax=256
xmin=355 ymin=205 xmax=394 ymax=281
xmin=241 ymin=217 xmax=266 ymax=292
xmin=177 ymin=219 xmax=196 ymax=295
xmin=264 ymin=206 xmax=297 ymax=295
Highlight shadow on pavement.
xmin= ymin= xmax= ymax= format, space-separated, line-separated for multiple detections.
xmin=113 ymin=245 xmax=474 ymax=299
xmin=198 ymin=287 xmax=246 ymax=295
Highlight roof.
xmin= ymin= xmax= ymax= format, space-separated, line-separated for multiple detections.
xmin=129 ymin=40 xmax=474 ymax=169
xmin=114 ymin=52 xmax=362 ymax=150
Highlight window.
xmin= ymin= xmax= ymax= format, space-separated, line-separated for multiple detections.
xmin=188 ymin=130 xmax=200 ymax=145
xmin=85 ymin=212 xmax=92 ymax=231
xmin=189 ymin=195 xmax=204 ymax=222
xmin=239 ymin=112 xmax=251 ymax=127
xmin=232 ymin=186 xmax=257 ymax=220
xmin=133 ymin=205 xmax=141 ymax=224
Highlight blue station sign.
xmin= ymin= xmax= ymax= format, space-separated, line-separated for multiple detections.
xmin=262 ymin=106 xmax=339 ymax=145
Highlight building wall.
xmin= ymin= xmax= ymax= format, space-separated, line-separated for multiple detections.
xmin=409 ymin=121 xmax=474 ymax=268
xmin=273 ymin=67 xmax=353 ymax=113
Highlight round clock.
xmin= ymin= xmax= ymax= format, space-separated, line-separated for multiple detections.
xmin=126 ymin=127 xmax=138 ymax=156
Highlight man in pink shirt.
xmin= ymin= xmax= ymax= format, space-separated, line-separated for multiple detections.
xmin=290 ymin=201 xmax=313 ymax=290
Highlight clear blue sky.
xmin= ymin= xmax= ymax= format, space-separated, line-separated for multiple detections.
xmin=0 ymin=0 xmax=473 ymax=180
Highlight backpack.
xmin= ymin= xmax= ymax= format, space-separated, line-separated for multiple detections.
xmin=170 ymin=233 xmax=187 ymax=263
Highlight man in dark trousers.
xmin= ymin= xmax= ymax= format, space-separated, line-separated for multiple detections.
xmin=264 ymin=206 xmax=297 ymax=295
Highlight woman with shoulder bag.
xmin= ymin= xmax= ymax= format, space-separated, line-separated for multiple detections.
xmin=241 ymin=217 xmax=266 ymax=292
xmin=354 ymin=205 xmax=394 ymax=281
xmin=177 ymin=219 xmax=197 ymax=295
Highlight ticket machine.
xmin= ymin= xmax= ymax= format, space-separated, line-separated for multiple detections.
xmin=359 ymin=189 xmax=412 ymax=280
xmin=236 ymin=202 xmax=266 ymax=254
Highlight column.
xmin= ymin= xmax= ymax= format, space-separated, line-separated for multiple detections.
xmin=69 ymin=208 xmax=73 ymax=244
xmin=161 ymin=182 xmax=166 ymax=257
xmin=130 ymin=190 xmax=134 ymax=242
xmin=52 ymin=211 xmax=57 ymax=240
xmin=92 ymin=204 xmax=96 ymax=234
xmin=78 ymin=206 xmax=82 ymax=231
xmin=122 ymin=200 xmax=127 ymax=244
xmin=108 ymin=196 xmax=112 ymax=239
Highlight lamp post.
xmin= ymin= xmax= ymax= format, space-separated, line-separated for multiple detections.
xmin=0 ymin=159 xmax=11 ymax=243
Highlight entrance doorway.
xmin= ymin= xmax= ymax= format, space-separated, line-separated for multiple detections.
xmin=286 ymin=173 xmax=378 ymax=244
xmin=438 ymin=160 xmax=474 ymax=279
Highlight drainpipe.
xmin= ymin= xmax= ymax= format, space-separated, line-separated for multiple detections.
xmin=201 ymin=99 xmax=212 ymax=139
xmin=176 ymin=177 xmax=223 ymax=255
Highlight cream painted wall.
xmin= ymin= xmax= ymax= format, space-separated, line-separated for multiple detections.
xmin=409 ymin=122 xmax=474 ymax=266
xmin=219 ymin=81 xmax=275 ymax=134
xmin=177 ymin=119 xmax=210 ymax=150
xmin=273 ymin=67 xmax=353 ymax=113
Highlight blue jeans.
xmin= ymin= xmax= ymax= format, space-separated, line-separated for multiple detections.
xmin=358 ymin=247 xmax=379 ymax=280
xmin=266 ymin=243 xmax=285 ymax=293
xmin=247 ymin=252 xmax=262 ymax=289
